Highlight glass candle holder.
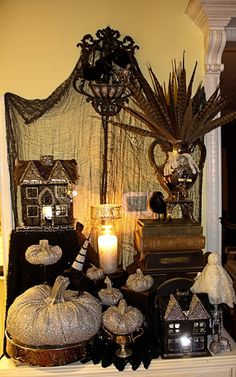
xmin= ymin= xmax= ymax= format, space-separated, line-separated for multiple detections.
xmin=98 ymin=223 xmax=118 ymax=274
xmin=91 ymin=204 xmax=121 ymax=274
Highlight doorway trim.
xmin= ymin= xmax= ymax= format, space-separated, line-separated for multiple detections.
xmin=186 ymin=0 xmax=236 ymax=253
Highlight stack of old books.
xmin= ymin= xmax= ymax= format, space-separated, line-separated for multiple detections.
xmin=132 ymin=218 xmax=205 ymax=276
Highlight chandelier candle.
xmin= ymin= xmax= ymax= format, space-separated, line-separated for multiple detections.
xmin=98 ymin=224 xmax=118 ymax=274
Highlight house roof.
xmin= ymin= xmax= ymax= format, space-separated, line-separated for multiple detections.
xmin=14 ymin=157 xmax=79 ymax=185
xmin=164 ymin=293 xmax=210 ymax=322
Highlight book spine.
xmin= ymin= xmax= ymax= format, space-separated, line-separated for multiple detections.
xmin=136 ymin=226 xmax=203 ymax=237
xmin=137 ymin=235 xmax=205 ymax=252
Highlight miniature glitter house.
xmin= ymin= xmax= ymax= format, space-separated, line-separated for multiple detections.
xmin=158 ymin=292 xmax=210 ymax=358
xmin=14 ymin=156 xmax=78 ymax=230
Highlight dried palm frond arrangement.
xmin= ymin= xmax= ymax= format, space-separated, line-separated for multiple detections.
xmin=110 ymin=54 xmax=236 ymax=145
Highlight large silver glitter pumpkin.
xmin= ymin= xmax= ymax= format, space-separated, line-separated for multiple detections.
xmin=6 ymin=276 xmax=102 ymax=346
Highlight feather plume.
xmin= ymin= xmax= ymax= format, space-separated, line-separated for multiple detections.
xmin=189 ymin=111 xmax=236 ymax=142
xmin=176 ymin=57 xmax=187 ymax=131
xmin=128 ymin=74 xmax=172 ymax=133
xmin=186 ymin=61 xmax=198 ymax=105
xmin=111 ymin=56 xmax=236 ymax=145
xmin=109 ymin=119 xmax=160 ymax=139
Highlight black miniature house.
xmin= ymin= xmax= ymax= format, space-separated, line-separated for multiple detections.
xmin=158 ymin=292 xmax=210 ymax=358
xmin=14 ymin=156 xmax=78 ymax=230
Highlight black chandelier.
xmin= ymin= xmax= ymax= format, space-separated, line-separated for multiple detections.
xmin=73 ymin=27 xmax=138 ymax=204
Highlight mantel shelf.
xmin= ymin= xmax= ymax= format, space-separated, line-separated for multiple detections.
xmin=1 ymin=331 xmax=236 ymax=377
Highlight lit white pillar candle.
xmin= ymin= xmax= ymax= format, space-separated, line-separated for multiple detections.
xmin=98 ymin=225 xmax=118 ymax=274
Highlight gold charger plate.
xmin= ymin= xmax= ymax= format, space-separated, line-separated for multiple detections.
xmin=5 ymin=331 xmax=88 ymax=367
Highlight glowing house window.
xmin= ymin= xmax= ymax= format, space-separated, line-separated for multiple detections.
xmin=55 ymin=205 xmax=67 ymax=217
xmin=56 ymin=186 xmax=67 ymax=198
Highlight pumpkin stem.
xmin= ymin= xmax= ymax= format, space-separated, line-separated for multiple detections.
xmin=39 ymin=239 xmax=50 ymax=251
xmin=117 ymin=299 xmax=127 ymax=315
xmin=46 ymin=276 xmax=70 ymax=305
xmin=105 ymin=276 xmax=113 ymax=292
xmin=90 ymin=264 xmax=100 ymax=272
xmin=136 ymin=269 xmax=143 ymax=278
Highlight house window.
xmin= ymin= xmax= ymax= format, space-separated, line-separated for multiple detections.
xmin=192 ymin=336 xmax=204 ymax=350
xmin=168 ymin=323 xmax=180 ymax=335
xmin=55 ymin=205 xmax=67 ymax=217
xmin=26 ymin=187 xmax=38 ymax=199
xmin=42 ymin=206 xmax=53 ymax=220
xmin=193 ymin=322 xmax=206 ymax=334
xmin=56 ymin=186 xmax=67 ymax=198
xmin=27 ymin=205 xmax=39 ymax=218
xmin=168 ymin=338 xmax=181 ymax=352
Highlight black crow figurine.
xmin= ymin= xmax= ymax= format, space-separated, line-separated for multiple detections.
xmin=149 ymin=191 xmax=166 ymax=220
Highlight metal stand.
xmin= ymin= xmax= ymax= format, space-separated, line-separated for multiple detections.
xmin=165 ymin=198 xmax=196 ymax=222
xmin=209 ymin=304 xmax=231 ymax=354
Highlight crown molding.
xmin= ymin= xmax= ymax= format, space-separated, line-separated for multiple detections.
xmin=186 ymin=0 xmax=236 ymax=72
xmin=186 ymin=0 xmax=236 ymax=32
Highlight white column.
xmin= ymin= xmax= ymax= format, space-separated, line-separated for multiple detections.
xmin=186 ymin=0 xmax=236 ymax=254
xmin=203 ymin=27 xmax=226 ymax=253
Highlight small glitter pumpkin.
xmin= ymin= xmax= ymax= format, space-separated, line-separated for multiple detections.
xmin=25 ymin=239 xmax=62 ymax=265
xmin=126 ymin=268 xmax=154 ymax=292
xmin=86 ymin=264 xmax=104 ymax=281
xmin=98 ymin=276 xmax=123 ymax=306
xmin=102 ymin=299 xmax=144 ymax=335
xmin=6 ymin=276 xmax=102 ymax=347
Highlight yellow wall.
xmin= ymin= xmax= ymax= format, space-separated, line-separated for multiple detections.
xmin=0 ymin=0 xmax=204 ymax=99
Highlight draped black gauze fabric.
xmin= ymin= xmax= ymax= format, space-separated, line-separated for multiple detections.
xmin=4 ymin=54 xmax=202 ymax=269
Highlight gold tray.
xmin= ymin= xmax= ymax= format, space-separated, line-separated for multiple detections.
xmin=5 ymin=332 xmax=88 ymax=367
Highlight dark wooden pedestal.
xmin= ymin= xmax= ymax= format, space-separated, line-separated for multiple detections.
xmin=6 ymin=229 xmax=98 ymax=311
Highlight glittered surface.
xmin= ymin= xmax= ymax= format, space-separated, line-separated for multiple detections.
xmin=164 ymin=293 xmax=210 ymax=321
xmin=25 ymin=239 xmax=62 ymax=265
xmin=86 ymin=265 xmax=104 ymax=281
xmin=98 ymin=287 xmax=123 ymax=306
xmin=102 ymin=300 xmax=144 ymax=335
xmin=6 ymin=276 xmax=102 ymax=346
xmin=126 ymin=269 xmax=154 ymax=292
